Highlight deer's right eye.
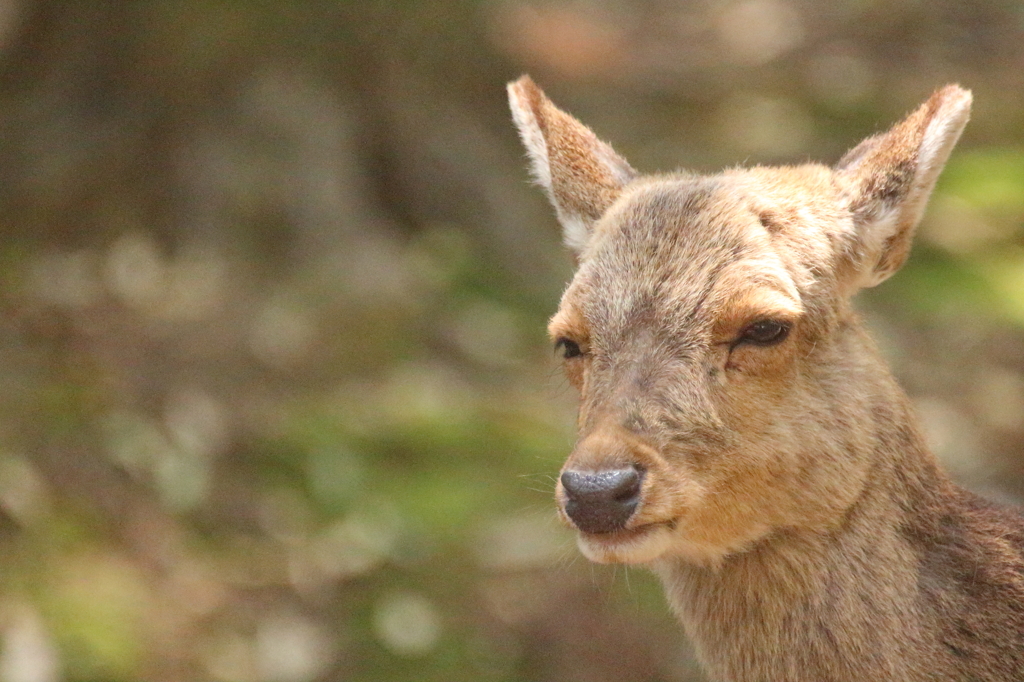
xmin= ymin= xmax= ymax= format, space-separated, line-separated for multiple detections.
xmin=555 ymin=337 xmax=583 ymax=359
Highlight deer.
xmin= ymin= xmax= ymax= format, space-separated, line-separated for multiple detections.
xmin=507 ymin=75 xmax=1024 ymax=682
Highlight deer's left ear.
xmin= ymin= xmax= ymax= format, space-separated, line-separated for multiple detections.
xmin=837 ymin=85 xmax=971 ymax=289
xmin=508 ymin=75 xmax=636 ymax=256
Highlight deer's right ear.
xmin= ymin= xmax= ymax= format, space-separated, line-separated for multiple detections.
xmin=508 ymin=76 xmax=636 ymax=256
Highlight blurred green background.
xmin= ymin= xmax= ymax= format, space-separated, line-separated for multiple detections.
xmin=0 ymin=1 xmax=1022 ymax=680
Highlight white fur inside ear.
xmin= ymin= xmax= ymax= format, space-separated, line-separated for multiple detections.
xmin=557 ymin=211 xmax=591 ymax=254
xmin=597 ymin=143 xmax=635 ymax=187
xmin=854 ymin=206 xmax=900 ymax=288
xmin=918 ymin=90 xmax=972 ymax=179
xmin=507 ymin=84 xmax=553 ymax=194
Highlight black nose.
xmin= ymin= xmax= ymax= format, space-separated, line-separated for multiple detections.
xmin=560 ymin=466 xmax=643 ymax=534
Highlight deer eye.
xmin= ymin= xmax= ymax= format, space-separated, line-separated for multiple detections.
xmin=736 ymin=319 xmax=790 ymax=347
xmin=555 ymin=337 xmax=583 ymax=359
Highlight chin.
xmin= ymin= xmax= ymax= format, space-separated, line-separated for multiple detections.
xmin=577 ymin=520 xmax=766 ymax=567
xmin=576 ymin=523 xmax=675 ymax=564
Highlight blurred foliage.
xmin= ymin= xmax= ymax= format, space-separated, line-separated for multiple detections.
xmin=0 ymin=1 xmax=1021 ymax=681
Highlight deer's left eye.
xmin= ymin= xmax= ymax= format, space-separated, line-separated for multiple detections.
xmin=736 ymin=319 xmax=790 ymax=347
xmin=555 ymin=337 xmax=583 ymax=359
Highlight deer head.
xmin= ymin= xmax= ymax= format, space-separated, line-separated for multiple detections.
xmin=508 ymin=76 xmax=971 ymax=566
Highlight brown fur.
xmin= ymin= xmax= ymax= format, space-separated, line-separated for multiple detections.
xmin=508 ymin=75 xmax=1024 ymax=681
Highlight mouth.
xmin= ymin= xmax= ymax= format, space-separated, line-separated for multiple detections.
xmin=575 ymin=520 xmax=676 ymax=564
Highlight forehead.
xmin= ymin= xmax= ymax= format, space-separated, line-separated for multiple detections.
xmin=564 ymin=176 xmax=800 ymax=334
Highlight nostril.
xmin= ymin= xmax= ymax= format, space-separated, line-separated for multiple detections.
xmin=613 ymin=471 xmax=641 ymax=502
xmin=560 ymin=466 xmax=644 ymax=534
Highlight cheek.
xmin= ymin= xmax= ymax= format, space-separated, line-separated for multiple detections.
xmin=716 ymin=346 xmax=800 ymax=427
xmin=722 ymin=342 xmax=797 ymax=376
xmin=708 ymin=345 xmax=729 ymax=375
xmin=563 ymin=359 xmax=586 ymax=389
